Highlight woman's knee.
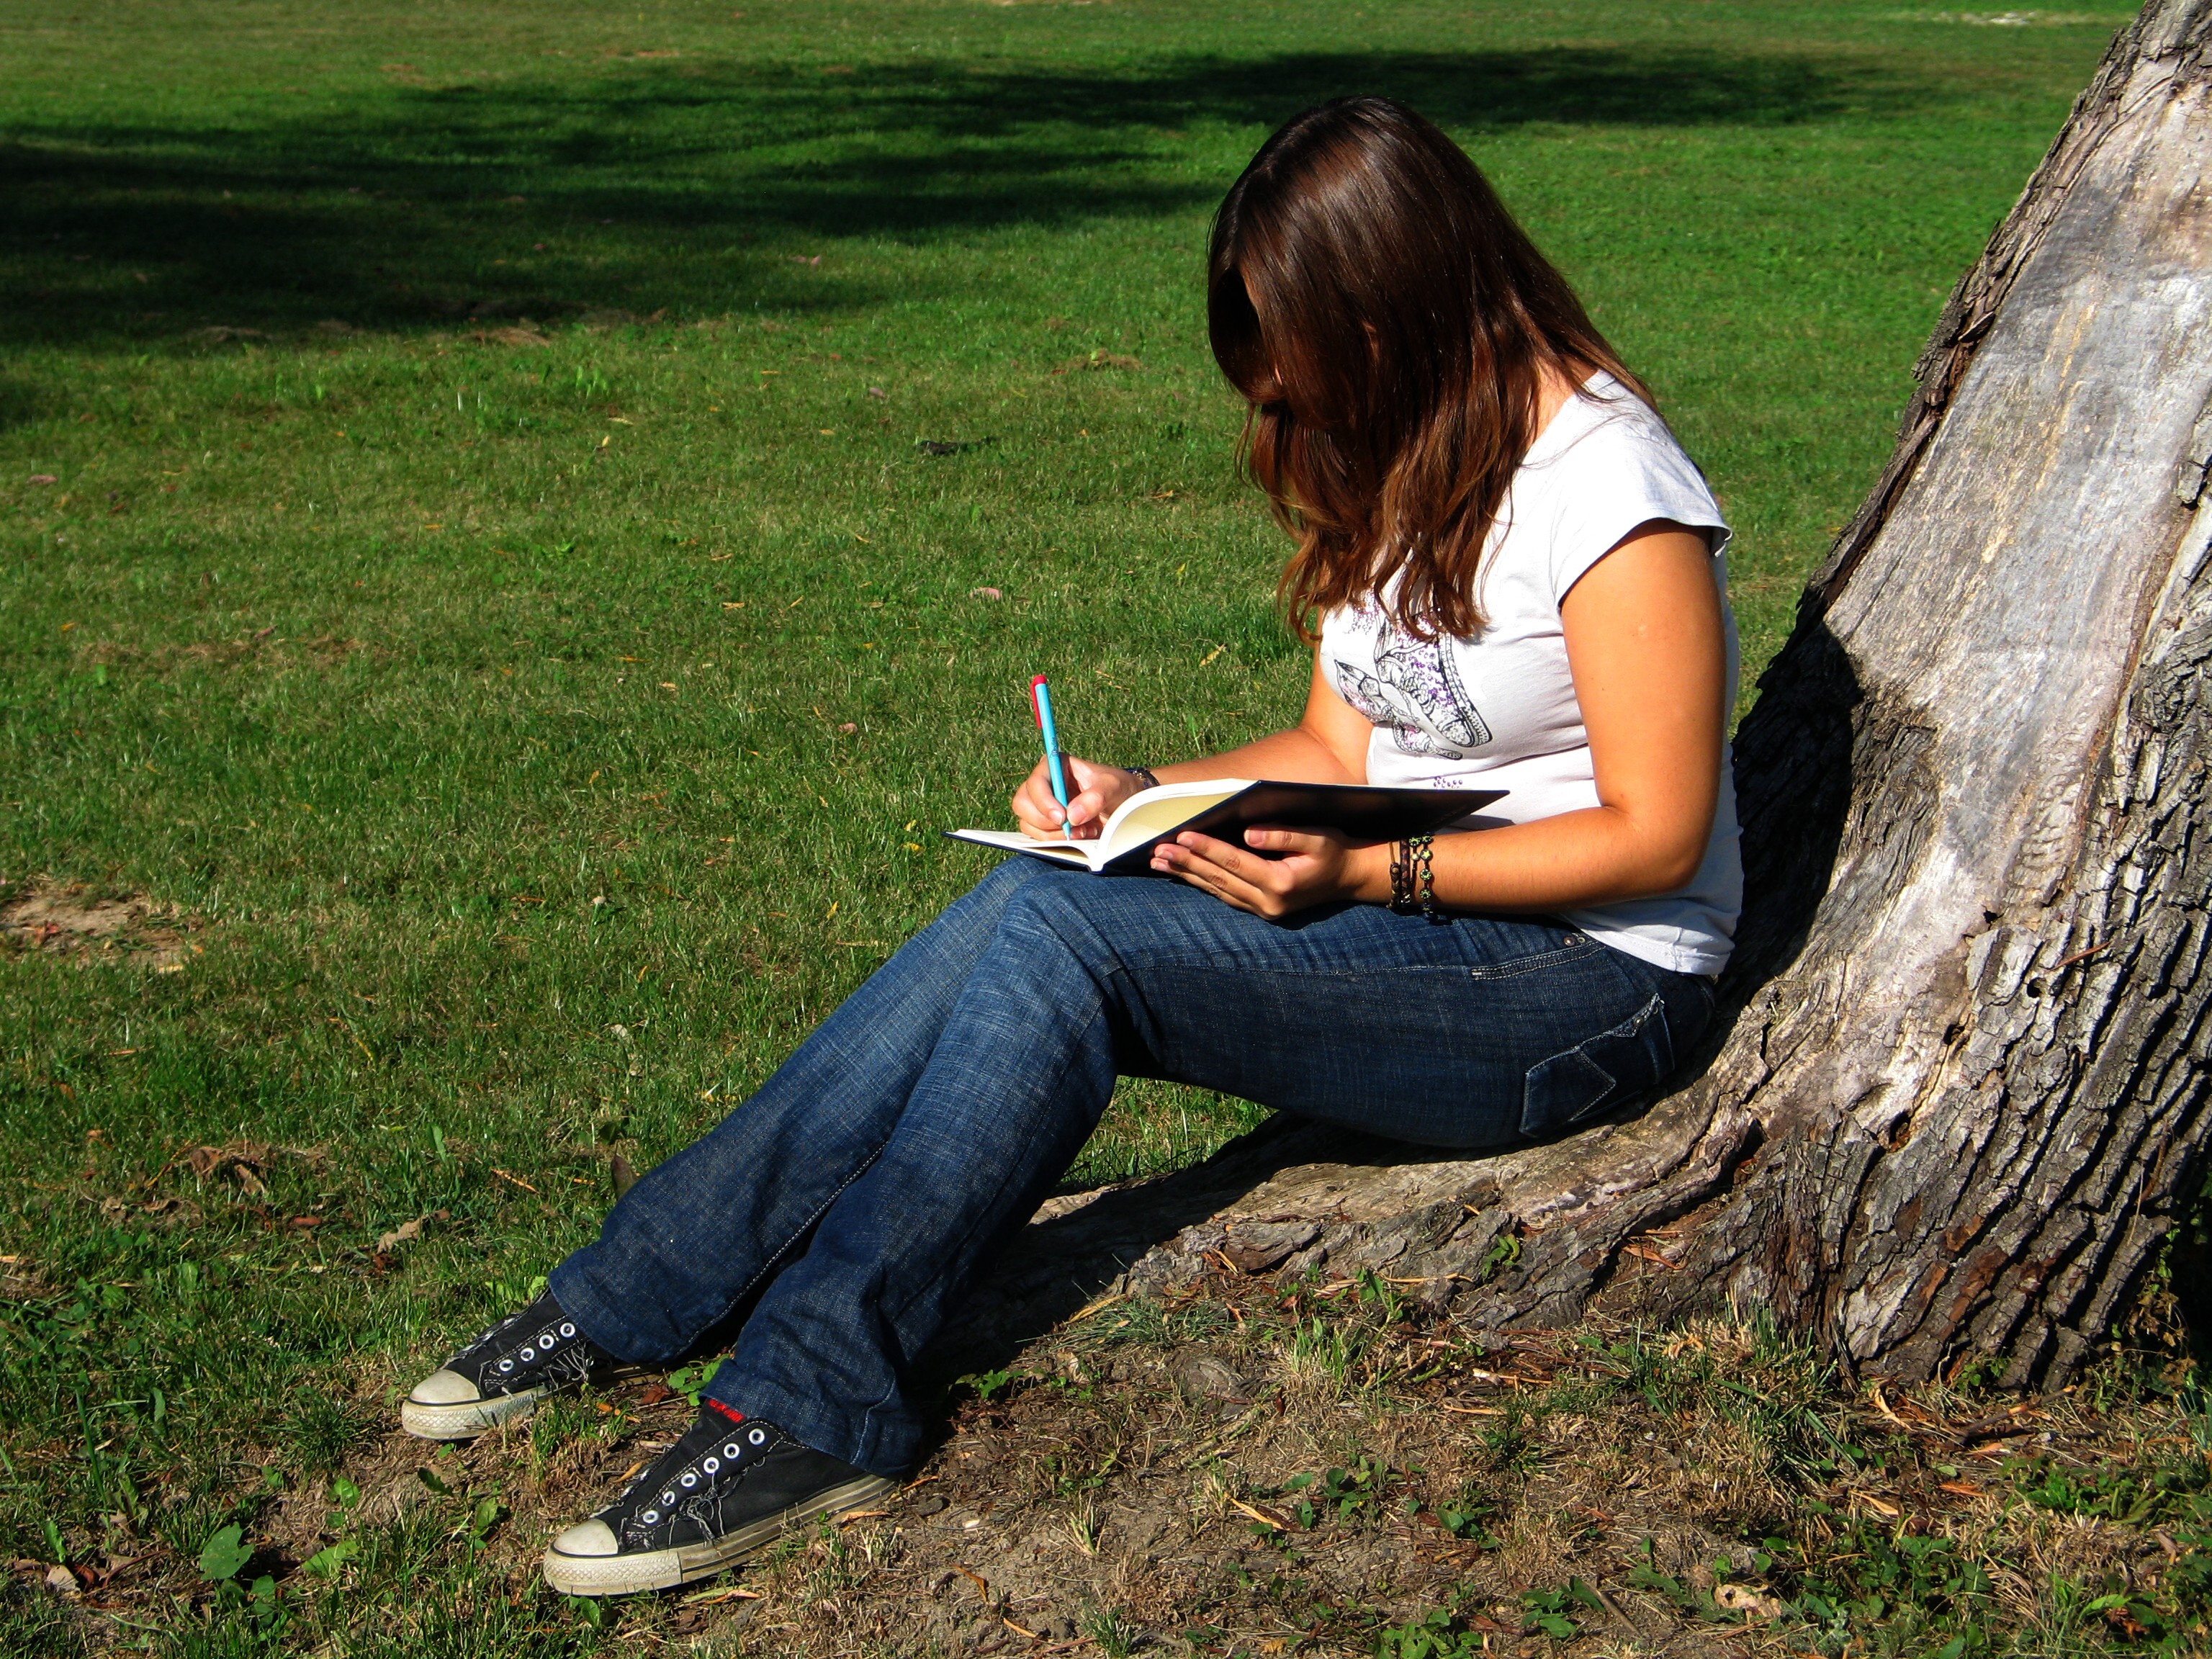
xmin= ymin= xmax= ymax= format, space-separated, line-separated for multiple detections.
xmin=974 ymin=855 xmax=1057 ymax=905
xmin=935 ymin=855 xmax=1051 ymax=935
xmin=995 ymin=866 xmax=1117 ymax=961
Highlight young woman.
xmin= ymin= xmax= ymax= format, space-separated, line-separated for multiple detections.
xmin=399 ymin=96 xmax=1740 ymax=1598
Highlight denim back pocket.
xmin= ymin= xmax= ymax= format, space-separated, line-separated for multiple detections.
xmin=1519 ymin=992 xmax=1674 ymax=1140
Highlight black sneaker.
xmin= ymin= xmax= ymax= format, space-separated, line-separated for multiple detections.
xmin=401 ymin=1290 xmax=639 ymax=1442
xmin=543 ymin=1401 xmax=894 ymax=1596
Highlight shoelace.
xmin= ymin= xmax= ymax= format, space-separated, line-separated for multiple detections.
xmin=467 ymin=1309 xmax=588 ymax=1389
xmin=483 ymin=1313 xmax=584 ymax=1386
xmin=624 ymin=1421 xmax=776 ymax=1533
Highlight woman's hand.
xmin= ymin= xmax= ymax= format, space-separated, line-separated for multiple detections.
xmin=1151 ymin=825 xmax=1391 ymax=918
xmin=1010 ymin=755 xmax=1146 ymax=840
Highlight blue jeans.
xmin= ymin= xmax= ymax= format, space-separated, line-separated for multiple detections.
xmin=550 ymin=858 xmax=1713 ymax=1475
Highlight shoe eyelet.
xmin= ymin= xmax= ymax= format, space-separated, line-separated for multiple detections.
xmin=498 ymin=1359 xmax=515 ymax=1372
xmin=701 ymin=1457 xmax=719 ymax=1473
xmin=520 ymin=1347 xmax=537 ymax=1362
xmin=661 ymin=1490 xmax=676 ymax=1504
xmin=748 ymin=1428 xmax=765 ymax=1445
xmin=641 ymin=1509 xmax=659 ymax=1524
xmin=559 ymin=1322 xmax=575 ymax=1337
xmin=724 ymin=1442 xmax=740 ymax=1457
xmin=680 ymin=1473 xmax=698 ymax=1488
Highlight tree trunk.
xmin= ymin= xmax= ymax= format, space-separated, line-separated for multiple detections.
xmin=948 ymin=0 xmax=2212 ymax=1388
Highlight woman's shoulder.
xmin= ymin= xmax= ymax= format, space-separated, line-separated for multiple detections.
xmin=1527 ymin=374 xmax=1722 ymax=525
xmin=1504 ymin=374 xmax=1728 ymax=599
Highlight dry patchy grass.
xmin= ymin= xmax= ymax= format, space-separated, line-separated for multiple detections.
xmin=21 ymin=1272 xmax=2212 ymax=1657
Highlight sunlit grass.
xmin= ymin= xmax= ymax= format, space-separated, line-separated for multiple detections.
xmin=0 ymin=0 xmax=2121 ymax=1648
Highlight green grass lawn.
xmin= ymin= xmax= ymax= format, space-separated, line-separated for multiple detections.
xmin=0 ymin=0 xmax=2131 ymax=1651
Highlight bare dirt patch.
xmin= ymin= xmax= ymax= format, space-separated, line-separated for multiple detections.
xmin=0 ymin=877 xmax=199 ymax=968
xmin=50 ymin=1270 xmax=2204 ymax=1658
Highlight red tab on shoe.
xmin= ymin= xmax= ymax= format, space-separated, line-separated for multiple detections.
xmin=705 ymin=1398 xmax=746 ymax=1427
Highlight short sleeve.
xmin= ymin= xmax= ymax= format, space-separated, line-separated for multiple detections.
xmin=1539 ymin=404 xmax=1730 ymax=604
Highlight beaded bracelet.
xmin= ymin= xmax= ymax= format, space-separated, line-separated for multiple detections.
xmin=1390 ymin=835 xmax=1442 ymax=922
xmin=1124 ymin=765 xmax=1161 ymax=793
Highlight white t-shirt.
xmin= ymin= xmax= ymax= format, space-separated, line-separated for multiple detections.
xmin=1316 ymin=373 xmax=1743 ymax=976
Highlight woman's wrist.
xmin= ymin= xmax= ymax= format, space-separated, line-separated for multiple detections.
xmin=1348 ymin=842 xmax=1398 ymax=905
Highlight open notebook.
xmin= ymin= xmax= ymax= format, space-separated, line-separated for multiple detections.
xmin=945 ymin=778 xmax=1501 ymax=876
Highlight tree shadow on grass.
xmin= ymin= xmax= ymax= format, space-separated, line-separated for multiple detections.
xmin=1 ymin=48 xmax=1943 ymax=347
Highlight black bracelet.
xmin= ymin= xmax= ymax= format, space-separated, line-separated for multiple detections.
xmin=1125 ymin=765 xmax=1161 ymax=792
xmin=1389 ymin=837 xmax=1416 ymax=914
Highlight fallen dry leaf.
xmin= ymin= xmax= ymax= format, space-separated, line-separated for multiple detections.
xmin=28 ymin=475 xmax=58 ymax=486
xmin=375 ymin=1216 xmax=427 ymax=1252
xmin=186 ymin=1144 xmax=268 ymax=1195
xmin=1712 ymin=1583 xmax=1781 ymax=1619
xmin=968 ymin=585 xmax=1003 ymax=601
xmin=1231 ymin=1497 xmax=1289 ymax=1530
xmin=1869 ymin=1380 xmax=1917 ymax=1434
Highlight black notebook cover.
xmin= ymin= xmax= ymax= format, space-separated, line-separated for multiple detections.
xmin=1092 ymin=781 xmax=1502 ymax=876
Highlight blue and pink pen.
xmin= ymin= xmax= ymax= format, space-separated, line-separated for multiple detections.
xmin=1029 ymin=675 xmax=1071 ymax=830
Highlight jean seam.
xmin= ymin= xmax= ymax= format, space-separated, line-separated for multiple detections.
xmin=703 ymin=1143 xmax=886 ymax=1365
xmin=852 ymin=994 xmax=1118 ymax=1459
xmin=1464 ymin=940 xmax=1606 ymax=981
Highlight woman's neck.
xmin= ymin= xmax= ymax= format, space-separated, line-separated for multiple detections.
xmin=1530 ymin=359 xmax=1584 ymax=444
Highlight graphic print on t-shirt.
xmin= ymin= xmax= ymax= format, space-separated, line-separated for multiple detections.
xmin=1331 ymin=607 xmax=1492 ymax=760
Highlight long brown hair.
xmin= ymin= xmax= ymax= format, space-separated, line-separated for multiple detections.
xmin=1208 ymin=96 xmax=1648 ymax=642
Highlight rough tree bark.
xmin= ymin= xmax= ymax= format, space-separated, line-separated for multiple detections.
xmin=947 ymin=0 xmax=2212 ymax=1388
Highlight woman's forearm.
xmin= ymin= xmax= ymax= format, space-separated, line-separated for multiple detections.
xmin=1149 ymin=725 xmax=1361 ymax=788
xmin=1349 ymin=804 xmax=1713 ymax=912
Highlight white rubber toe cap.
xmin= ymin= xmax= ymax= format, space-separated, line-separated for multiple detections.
xmin=401 ymin=1374 xmax=541 ymax=1440
xmin=552 ymin=1519 xmax=619 ymax=1559
xmin=544 ymin=1520 xmax=685 ymax=1596
xmin=407 ymin=1369 xmax=481 ymax=1406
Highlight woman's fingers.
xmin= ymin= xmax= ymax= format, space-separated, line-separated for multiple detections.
xmin=1063 ymin=782 xmax=1111 ymax=835
xmin=1009 ymin=755 xmax=1133 ymax=840
xmin=1156 ymin=832 xmax=1295 ymax=914
xmin=1154 ymin=825 xmax=1366 ymax=917
xmin=1061 ymin=757 xmax=1130 ymax=834
xmin=1166 ymin=831 xmax=1270 ymax=881
xmin=1010 ymin=761 xmax=1071 ymax=837
xmin=1241 ymin=825 xmax=1334 ymax=858
xmin=1156 ymin=850 xmax=1265 ymax=913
